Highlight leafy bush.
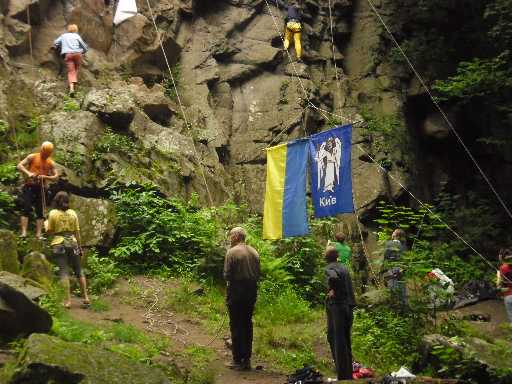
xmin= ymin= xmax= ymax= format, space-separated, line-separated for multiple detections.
xmin=92 ymin=128 xmax=136 ymax=161
xmin=109 ymin=186 xmax=223 ymax=275
xmin=85 ymin=251 xmax=121 ymax=294
xmin=0 ymin=191 xmax=15 ymax=227
xmin=375 ymin=199 xmax=492 ymax=286
xmin=162 ymin=65 xmax=181 ymax=101
xmin=352 ymin=307 xmax=423 ymax=373
xmin=0 ymin=162 xmax=18 ymax=184
xmin=63 ymin=96 xmax=80 ymax=112
xmin=433 ymin=54 xmax=511 ymax=101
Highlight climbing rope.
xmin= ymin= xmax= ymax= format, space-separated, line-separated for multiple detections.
xmin=26 ymin=7 xmax=35 ymax=71
xmin=366 ymin=0 xmax=512 ymax=222
xmin=144 ymin=0 xmax=214 ymax=206
xmin=321 ymin=0 xmax=509 ymax=283
xmin=356 ymin=144 xmax=506 ymax=280
xmin=353 ymin=193 xmax=383 ymax=289
xmin=265 ymin=0 xmax=363 ymax=127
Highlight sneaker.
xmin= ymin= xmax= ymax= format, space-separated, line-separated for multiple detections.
xmin=236 ymin=359 xmax=251 ymax=371
xmin=225 ymin=361 xmax=242 ymax=370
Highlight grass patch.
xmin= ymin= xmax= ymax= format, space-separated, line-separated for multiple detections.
xmin=90 ymin=297 xmax=111 ymax=312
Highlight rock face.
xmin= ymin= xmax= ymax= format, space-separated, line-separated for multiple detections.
xmin=69 ymin=194 xmax=116 ymax=248
xmin=12 ymin=334 xmax=171 ymax=384
xmin=0 ymin=271 xmax=52 ymax=338
xmin=0 ymin=0 xmax=403 ymax=212
xmin=0 ymin=229 xmax=20 ymax=274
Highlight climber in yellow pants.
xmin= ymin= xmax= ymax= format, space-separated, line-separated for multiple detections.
xmin=276 ymin=0 xmax=303 ymax=62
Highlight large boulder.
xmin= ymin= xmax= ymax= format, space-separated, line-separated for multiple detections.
xmin=0 ymin=271 xmax=52 ymax=338
xmin=69 ymin=194 xmax=116 ymax=248
xmin=0 ymin=229 xmax=20 ymax=274
xmin=421 ymin=334 xmax=512 ymax=383
xmin=8 ymin=0 xmax=50 ymax=25
xmin=12 ymin=334 xmax=171 ymax=384
xmin=83 ymin=87 xmax=137 ymax=130
xmin=21 ymin=251 xmax=53 ymax=286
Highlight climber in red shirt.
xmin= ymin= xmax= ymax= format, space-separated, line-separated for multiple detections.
xmin=497 ymin=248 xmax=512 ymax=322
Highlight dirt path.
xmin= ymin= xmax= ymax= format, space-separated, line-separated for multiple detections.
xmin=68 ymin=277 xmax=286 ymax=384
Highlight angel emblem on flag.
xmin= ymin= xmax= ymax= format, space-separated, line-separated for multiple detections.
xmin=315 ymin=137 xmax=342 ymax=193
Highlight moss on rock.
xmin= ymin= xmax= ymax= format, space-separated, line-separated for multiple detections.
xmin=0 ymin=229 xmax=20 ymax=274
xmin=12 ymin=334 xmax=171 ymax=384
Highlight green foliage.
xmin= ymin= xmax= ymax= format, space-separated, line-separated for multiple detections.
xmin=485 ymin=0 xmax=512 ymax=52
xmin=375 ymin=198 xmax=493 ymax=285
xmin=0 ymin=191 xmax=16 ymax=227
xmin=92 ymin=128 xmax=136 ymax=161
xmin=162 ymin=65 xmax=181 ymax=101
xmin=352 ymin=307 xmax=423 ymax=373
xmin=90 ymin=297 xmax=111 ymax=312
xmin=360 ymin=108 xmax=406 ymax=168
xmin=0 ymin=162 xmax=19 ymax=184
xmin=85 ymin=250 xmax=121 ymax=294
xmin=15 ymin=116 xmax=40 ymax=149
xmin=63 ymin=96 xmax=80 ymax=112
xmin=433 ymin=54 xmax=511 ymax=101
xmin=110 ymin=186 xmax=223 ymax=276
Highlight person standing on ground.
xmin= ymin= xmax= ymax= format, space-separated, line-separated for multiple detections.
xmin=46 ymin=191 xmax=90 ymax=309
xmin=224 ymin=227 xmax=260 ymax=371
xmin=53 ymin=24 xmax=89 ymax=95
xmin=275 ymin=0 xmax=303 ymax=62
xmin=17 ymin=142 xmax=59 ymax=239
xmin=330 ymin=232 xmax=352 ymax=268
xmin=324 ymin=246 xmax=356 ymax=381
xmin=497 ymin=248 xmax=512 ymax=322
xmin=382 ymin=228 xmax=408 ymax=309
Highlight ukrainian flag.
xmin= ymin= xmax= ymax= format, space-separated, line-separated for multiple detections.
xmin=263 ymin=139 xmax=309 ymax=240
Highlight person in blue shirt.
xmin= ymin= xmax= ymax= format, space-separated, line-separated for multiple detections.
xmin=275 ymin=0 xmax=303 ymax=61
xmin=53 ymin=24 xmax=89 ymax=95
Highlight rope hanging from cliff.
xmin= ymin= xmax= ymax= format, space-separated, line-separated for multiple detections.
xmin=321 ymin=0 xmax=507 ymax=284
xmin=365 ymin=0 xmax=512 ymax=222
xmin=356 ymin=145 xmax=504 ymax=278
xmin=143 ymin=0 xmax=213 ymax=206
xmin=265 ymin=0 xmax=363 ymax=127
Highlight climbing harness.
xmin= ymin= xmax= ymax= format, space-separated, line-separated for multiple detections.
xmin=144 ymin=0 xmax=214 ymax=206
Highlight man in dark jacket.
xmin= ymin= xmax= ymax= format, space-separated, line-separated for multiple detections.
xmin=325 ymin=246 xmax=356 ymax=380
xmin=224 ymin=227 xmax=261 ymax=371
xmin=275 ymin=0 xmax=303 ymax=61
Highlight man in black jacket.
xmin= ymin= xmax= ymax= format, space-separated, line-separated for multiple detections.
xmin=325 ymin=246 xmax=356 ymax=380
xmin=275 ymin=0 xmax=303 ymax=61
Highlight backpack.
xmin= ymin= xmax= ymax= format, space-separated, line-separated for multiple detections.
xmin=287 ymin=366 xmax=323 ymax=384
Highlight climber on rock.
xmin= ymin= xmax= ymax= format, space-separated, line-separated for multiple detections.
xmin=17 ymin=142 xmax=59 ymax=239
xmin=275 ymin=0 xmax=303 ymax=62
xmin=53 ymin=24 xmax=89 ymax=96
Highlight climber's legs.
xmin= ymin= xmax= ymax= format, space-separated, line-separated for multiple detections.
xmin=294 ymin=30 xmax=302 ymax=59
xmin=284 ymin=27 xmax=293 ymax=50
xmin=65 ymin=53 xmax=82 ymax=93
xmin=20 ymin=216 xmax=28 ymax=238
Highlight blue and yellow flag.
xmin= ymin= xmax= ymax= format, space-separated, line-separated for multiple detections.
xmin=263 ymin=140 xmax=309 ymax=240
xmin=309 ymin=124 xmax=354 ymax=217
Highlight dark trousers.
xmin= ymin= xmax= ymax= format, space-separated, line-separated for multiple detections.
xmin=20 ymin=184 xmax=46 ymax=219
xmin=227 ymin=280 xmax=257 ymax=364
xmin=326 ymin=302 xmax=353 ymax=380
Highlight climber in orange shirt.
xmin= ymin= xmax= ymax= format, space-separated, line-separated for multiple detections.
xmin=17 ymin=142 xmax=59 ymax=239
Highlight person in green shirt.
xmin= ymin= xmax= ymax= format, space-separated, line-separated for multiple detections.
xmin=332 ymin=233 xmax=352 ymax=268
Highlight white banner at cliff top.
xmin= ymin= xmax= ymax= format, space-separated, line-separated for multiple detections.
xmin=113 ymin=0 xmax=138 ymax=25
